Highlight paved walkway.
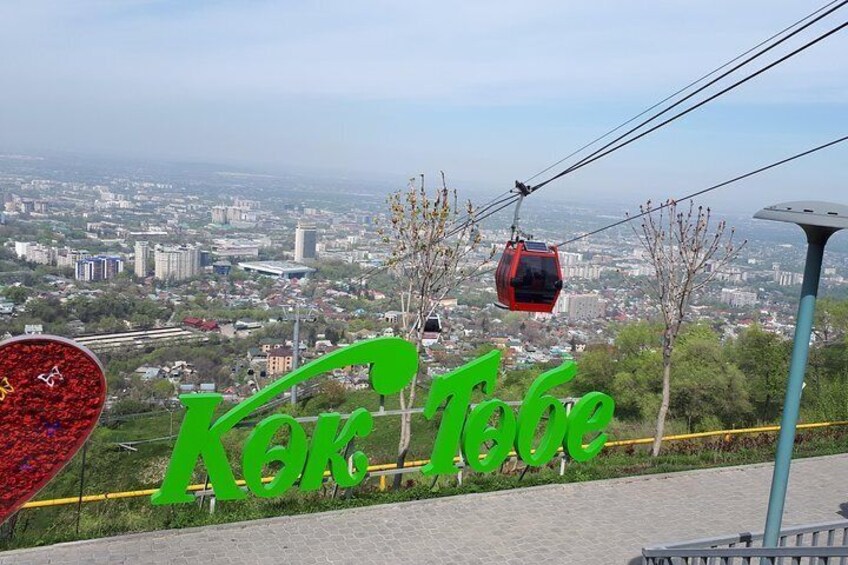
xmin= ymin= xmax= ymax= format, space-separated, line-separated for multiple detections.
xmin=3 ymin=454 xmax=848 ymax=564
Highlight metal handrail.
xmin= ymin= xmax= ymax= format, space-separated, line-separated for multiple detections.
xmin=20 ymin=418 xmax=848 ymax=510
xmin=643 ymin=520 xmax=848 ymax=564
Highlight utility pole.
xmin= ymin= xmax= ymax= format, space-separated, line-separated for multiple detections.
xmin=290 ymin=302 xmax=300 ymax=406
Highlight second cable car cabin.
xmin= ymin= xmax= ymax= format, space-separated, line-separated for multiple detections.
xmin=495 ymin=240 xmax=563 ymax=313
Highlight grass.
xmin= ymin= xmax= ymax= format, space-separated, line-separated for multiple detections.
xmin=2 ymin=421 xmax=848 ymax=551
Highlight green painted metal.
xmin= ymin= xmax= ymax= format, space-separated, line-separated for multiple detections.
xmin=152 ymin=336 xmax=615 ymax=505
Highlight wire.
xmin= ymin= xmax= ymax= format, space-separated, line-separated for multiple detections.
xmin=358 ymin=4 xmax=848 ymax=284
xmin=451 ymin=189 xmax=514 ymax=228
xmin=443 ymin=194 xmax=519 ymax=239
xmin=522 ymin=0 xmax=844 ymax=185
xmin=530 ymin=8 xmax=848 ymax=192
xmin=470 ymin=134 xmax=847 ymax=280
xmin=552 ymin=134 xmax=848 ymax=248
xmin=356 ymin=194 xmax=519 ymax=284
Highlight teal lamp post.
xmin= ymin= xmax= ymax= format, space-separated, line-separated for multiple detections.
xmin=754 ymin=201 xmax=848 ymax=547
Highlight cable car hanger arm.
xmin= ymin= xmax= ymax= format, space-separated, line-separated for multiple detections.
xmin=510 ymin=181 xmax=534 ymax=242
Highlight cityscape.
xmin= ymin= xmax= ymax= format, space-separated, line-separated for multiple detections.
xmin=2 ymin=156 xmax=846 ymax=410
xmin=1 ymin=1 xmax=847 ymax=563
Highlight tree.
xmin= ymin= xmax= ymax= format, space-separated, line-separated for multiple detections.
xmin=1 ymin=286 xmax=29 ymax=306
xmin=380 ymin=172 xmax=490 ymax=487
xmin=672 ymin=325 xmax=750 ymax=431
xmin=632 ymin=200 xmax=744 ymax=455
xmin=730 ymin=325 xmax=789 ymax=423
xmin=814 ymin=298 xmax=848 ymax=345
xmin=25 ymin=297 xmax=65 ymax=324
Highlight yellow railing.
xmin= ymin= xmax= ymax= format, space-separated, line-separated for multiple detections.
xmin=22 ymin=419 xmax=848 ymax=510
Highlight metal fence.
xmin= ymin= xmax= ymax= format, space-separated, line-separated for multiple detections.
xmin=20 ymin=415 xmax=848 ymax=511
xmin=643 ymin=520 xmax=848 ymax=564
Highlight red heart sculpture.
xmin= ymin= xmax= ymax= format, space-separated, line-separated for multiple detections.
xmin=0 ymin=335 xmax=106 ymax=524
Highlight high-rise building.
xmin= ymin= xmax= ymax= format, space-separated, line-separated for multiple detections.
xmin=76 ymin=256 xmax=124 ymax=282
xmin=57 ymin=249 xmax=90 ymax=269
xmin=211 ymin=206 xmax=228 ymax=224
xmin=24 ymin=243 xmax=56 ymax=265
xmin=134 ymin=241 xmax=150 ymax=278
xmin=154 ymin=245 xmax=200 ymax=282
xmin=294 ymin=223 xmax=317 ymax=262
xmin=233 ymin=198 xmax=260 ymax=210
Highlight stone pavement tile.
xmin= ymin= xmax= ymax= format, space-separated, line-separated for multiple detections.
xmin=1 ymin=454 xmax=847 ymax=565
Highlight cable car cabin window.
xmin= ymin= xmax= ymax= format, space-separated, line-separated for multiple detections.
xmin=496 ymin=247 xmax=513 ymax=300
xmin=513 ymin=255 xmax=559 ymax=304
xmin=423 ymin=316 xmax=441 ymax=333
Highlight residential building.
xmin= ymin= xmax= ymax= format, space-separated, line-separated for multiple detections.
xmin=556 ymin=293 xmax=604 ymax=320
xmin=134 ymin=241 xmax=150 ymax=278
xmin=211 ymin=206 xmax=228 ymax=224
xmin=720 ymin=288 xmax=758 ymax=308
xmin=563 ymin=264 xmax=603 ymax=280
xmin=57 ymin=249 xmax=89 ymax=269
xmin=154 ymin=245 xmax=200 ymax=282
xmin=267 ymin=348 xmax=295 ymax=375
xmin=233 ymin=198 xmax=260 ymax=210
xmin=75 ymin=256 xmax=124 ymax=282
xmin=24 ymin=243 xmax=56 ymax=265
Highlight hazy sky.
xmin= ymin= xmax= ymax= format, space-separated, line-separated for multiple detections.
xmin=0 ymin=1 xmax=846 ymax=207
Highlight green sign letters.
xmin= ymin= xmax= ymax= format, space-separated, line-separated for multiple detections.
xmin=152 ymin=337 xmax=614 ymax=505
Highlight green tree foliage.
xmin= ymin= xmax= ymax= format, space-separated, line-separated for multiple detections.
xmin=1 ymin=286 xmax=29 ymax=305
xmin=314 ymin=260 xmax=361 ymax=282
xmin=815 ymin=298 xmax=848 ymax=344
xmin=729 ymin=325 xmax=789 ymax=423
xmin=25 ymin=297 xmax=65 ymax=323
xmin=672 ymin=326 xmax=750 ymax=431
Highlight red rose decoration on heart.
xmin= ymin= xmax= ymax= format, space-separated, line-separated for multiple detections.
xmin=0 ymin=335 xmax=106 ymax=524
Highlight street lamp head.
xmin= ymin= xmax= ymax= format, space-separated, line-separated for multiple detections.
xmin=754 ymin=201 xmax=848 ymax=243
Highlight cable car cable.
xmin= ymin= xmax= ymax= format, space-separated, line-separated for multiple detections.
xmin=356 ymin=193 xmax=520 ymax=284
xmin=472 ymin=133 xmax=848 ymax=280
xmin=446 ymin=2 xmax=848 ymax=251
xmin=522 ymin=0 xmax=843 ymax=185
xmin=357 ymin=9 xmax=847 ymax=285
xmin=552 ymin=133 xmax=848 ymax=248
xmin=528 ymin=10 xmax=848 ymax=193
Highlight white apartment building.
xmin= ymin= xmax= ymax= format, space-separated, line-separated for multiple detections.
xmin=154 ymin=245 xmax=200 ymax=282
xmin=135 ymin=241 xmax=150 ymax=278
xmin=720 ymin=288 xmax=758 ymax=308
xmin=555 ymin=293 xmax=605 ymax=320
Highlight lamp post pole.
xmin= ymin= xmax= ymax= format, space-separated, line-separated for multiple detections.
xmin=762 ymin=229 xmax=828 ymax=546
xmin=753 ymin=202 xmax=848 ymax=548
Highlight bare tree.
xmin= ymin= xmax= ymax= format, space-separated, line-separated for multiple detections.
xmin=380 ymin=172 xmax=491 ymax=487
xmin=632 ymin=200 xmax=745 ymax=456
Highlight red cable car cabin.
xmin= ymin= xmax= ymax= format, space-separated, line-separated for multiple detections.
xmin=495 ymin=241 xmax=563 ymax=313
